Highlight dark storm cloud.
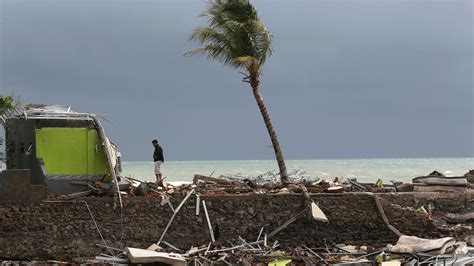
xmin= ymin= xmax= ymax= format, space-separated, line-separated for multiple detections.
xmin=0 ymin=0 xmax=472 ymax=161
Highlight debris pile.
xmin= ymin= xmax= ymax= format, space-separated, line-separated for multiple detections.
xmin=193 ymin=170 xmax=382 ymax=195
xmin=45 ymin=169 xmax=474 ymax=200
xmin=88 ymin=179 xmax=473 ymax=265
xmin=220 ymin=169 xmax=317 ymax=185
xmin=89 ymin=234 xmax=474 ymax=265
xmin=412 ymin=171 xmax=472 ymax=192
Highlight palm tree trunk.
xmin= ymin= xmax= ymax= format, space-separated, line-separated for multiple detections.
xmin=251 ymin=84 xmax=289 ymax=183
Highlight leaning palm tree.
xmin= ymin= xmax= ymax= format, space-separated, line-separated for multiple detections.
xmin=186 ymin=0 xmax=289 ymax=183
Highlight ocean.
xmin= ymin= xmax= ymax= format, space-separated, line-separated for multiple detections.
xmin=122 ymin=157 xmax=474 ymax=184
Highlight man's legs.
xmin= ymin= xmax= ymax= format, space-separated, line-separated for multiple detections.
xmin=154 ymin=161 xmax=164 ymax=187
xmin=155 ymin=173 xmax=162 ymax=184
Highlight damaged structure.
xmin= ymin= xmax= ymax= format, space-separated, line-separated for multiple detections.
xmin=0 ymin=104 xmax=123 ymax=196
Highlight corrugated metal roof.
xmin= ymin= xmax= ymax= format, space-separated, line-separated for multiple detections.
xmin=1 ymin=104 xmax=95 ymax=123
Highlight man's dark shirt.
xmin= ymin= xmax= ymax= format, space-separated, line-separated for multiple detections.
xmin=153 ymin=145 xmax=164 ymax=162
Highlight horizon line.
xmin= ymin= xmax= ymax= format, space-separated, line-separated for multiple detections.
xmin=122 ymin=156 xmax=474 ymax=164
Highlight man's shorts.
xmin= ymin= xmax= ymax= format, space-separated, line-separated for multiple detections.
xmin=154 ymin=161 xmax=163 ymax=174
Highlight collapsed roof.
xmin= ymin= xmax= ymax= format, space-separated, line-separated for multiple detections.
xmin=1 ymin=104 xmax=95 ymax=123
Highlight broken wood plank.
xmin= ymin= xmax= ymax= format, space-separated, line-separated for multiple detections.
xmin=59 ymin=190 xmax=92 ymax=200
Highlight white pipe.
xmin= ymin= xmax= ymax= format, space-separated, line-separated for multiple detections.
xmin=196 ymin=194 xmax=200 ymax=216
xmin=202 ymin=200 xmax=215 ymax=242
xmin=157 ymin=189 xmax=195 ymax=244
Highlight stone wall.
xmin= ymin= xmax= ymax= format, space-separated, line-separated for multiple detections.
xmin=378 ymin=192 xmax=472 ymax=214
xmin=0 ymin=192 xmax=470 ymax=260
xmin=378 ymin=192 xmax=473 ymax=239
xmin=0 ymin=170 xmax=46 ymax=202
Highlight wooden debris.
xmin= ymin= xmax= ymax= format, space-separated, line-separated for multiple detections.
xmin=59 ymin=190 xmax=92 ymax=200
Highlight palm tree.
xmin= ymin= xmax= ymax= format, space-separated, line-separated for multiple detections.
xmin=0 ymin=95 xmax=15 ymax=115
xmin=186 ymin=0 xmax=289 ymax=183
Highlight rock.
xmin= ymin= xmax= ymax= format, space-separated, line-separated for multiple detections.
xmin=248 ymin=207 xmax=255 ymax=214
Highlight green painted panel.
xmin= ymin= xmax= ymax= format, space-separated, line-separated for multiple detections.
xmin=35 ymin=128 xmax=107 ymax=175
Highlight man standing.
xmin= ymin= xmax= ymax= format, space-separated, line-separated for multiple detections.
xmin=152 ymin=139 xmax=164 ymax=185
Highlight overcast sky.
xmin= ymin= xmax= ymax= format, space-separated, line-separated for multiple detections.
xmin=0 ymin=0 xmax=472 ymax=161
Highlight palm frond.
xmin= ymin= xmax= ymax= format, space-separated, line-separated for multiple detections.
xmin=185 ymin=45 xmax=236 ymax=67
xmin=187 ymin=0 xmax=272 ymax=76
xmin=188 ymin=27 xmax=229 ymax=47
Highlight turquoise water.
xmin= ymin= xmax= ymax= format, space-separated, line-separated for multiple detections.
xmin=122 ymin=158 xmax=474 ymax=183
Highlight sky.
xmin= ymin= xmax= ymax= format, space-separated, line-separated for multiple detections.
xmin=0 ymin=0 xmax=472 ymax=161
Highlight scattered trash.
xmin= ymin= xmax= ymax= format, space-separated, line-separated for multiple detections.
xmin=310 ymin=202 xmax=329 ymax=222
xmin=390 ymin=235 xmax=456 ymax=255
xmin=416 ymin=206 xmax=428 ymax=214
xmin=126 ymin=247 xmax=186 ymax=265
xmin=413 ymin=172 xmax=469 ymax=192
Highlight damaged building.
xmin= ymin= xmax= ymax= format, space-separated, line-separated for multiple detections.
xmin=0 ymin=104 xmax=123 ymax=196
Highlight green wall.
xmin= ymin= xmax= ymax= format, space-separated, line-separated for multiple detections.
xmin=35 ymin=128 xmax=107 ymax=175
